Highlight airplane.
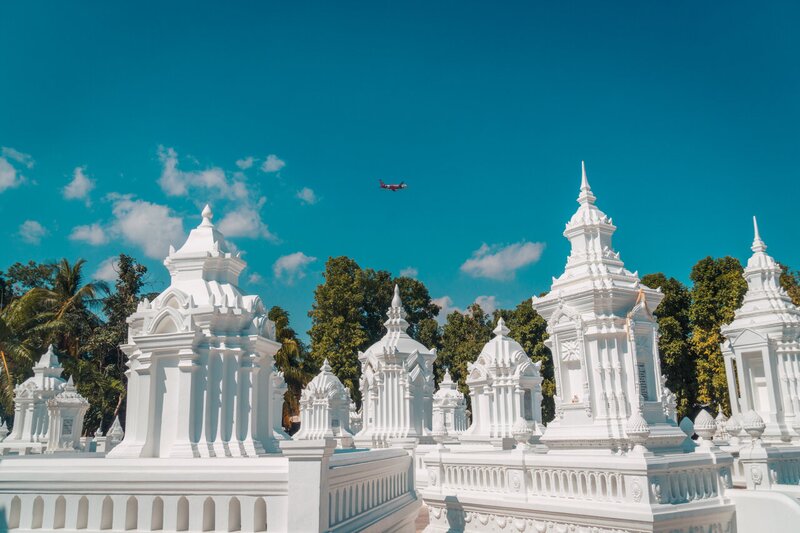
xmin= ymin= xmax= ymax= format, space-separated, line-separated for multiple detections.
xmin=379 ymin=179 xmax=407 ymax=192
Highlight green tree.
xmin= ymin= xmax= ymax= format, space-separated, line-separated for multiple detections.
xmin=495 ymin=300 xmax=555 ymax=422
xmin=82 ymin=255 xmax=153 ymax=433
xmin=269 ymin=306 xmax=317 ymax=430
xmin=438 ymin=304 xmax=492 ymax=398
xmin=308 ymin=257 xmax=369 ymax=400
xmin=308 ymin=257 xmax=441 ymax=402
xmin=641 ymin=273 xmax=695 ymax=418
xmin=779 ymin=263 xmax=800 ymax=307
xmin=689 ymin=257 xmax=747 ymax=414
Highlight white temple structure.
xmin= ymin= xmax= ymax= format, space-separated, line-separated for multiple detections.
xmin=431 ymin=370 xmax=467 ymax=438
xmin=45 ymin=377 xmax=89 ymax=453
xmin=0 ymin=206 xmax=420 ymax=532
xmin=460 ymin=318 xmax=543 ymax=447
xmin=422 ymin=164 xmax=737 ymax=532
xmin=294 ymin=359 xmax=355 ymax=448
xmin=1 ymin=345 xmax=89 ymax=455
xmin=721 ymin=217 xmax=800 ymax=443
xmin=355 ymin=285 xmax=437 ymax=447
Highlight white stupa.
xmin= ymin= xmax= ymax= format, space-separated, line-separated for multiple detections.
xmin=432 ymin=370 xmax=468 ymax=437
xmin=1 ymin=345 xmax=85 ymax=454
xmin=721 ymin=217 xmax=800 ymax=443
xmin=294 ymin=359 xmax=354 ymax=448
xmin=355 ymin=285 xmax=437 ymax=446
xmin=108 ymin=205 xmax=284 ymax=458
xmin=531 ymin=162 xmax=685 ymax=451
xmin=45 ymin=376 xmax=89 ymax=453
xmin=460 ymin=318 xmax=543 ymax=446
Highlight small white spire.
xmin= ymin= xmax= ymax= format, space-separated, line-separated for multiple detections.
xmin=201 ymin=204 xmax=213 ymax=227
xmin=493 ymin=317 xmax=510 ymax=337
xmin=442 ymin=369 xmax=453 ymax=384
xmin=577 ymin=160 xmax=596 ymax=206
xmin=752 ymin=216 xmax=767 ymax=253
xmin=321 ymin=358 xmax=332 ymax=372
xmin=391 ymin=284 xmax=402 ymax=308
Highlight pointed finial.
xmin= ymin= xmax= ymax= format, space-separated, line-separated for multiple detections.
xmin=67 ymin=376 xmax=74 ymax=386
xmin=391 ymin=284 xmax=402 ymax=308
xmin=201 ymin=204 xmax=213 ymax=226
xmin=321 ymin=358 xmax=332 ymax=372
xmin=577 ymin=161 xmax=596 ymax=206
xmin=442 ymin=369 xmax=453 ymax=383
xmin=493 ymin=317 xmax=510 ymax=337
xmin=752 ymin=216 xmax=767 ymax=253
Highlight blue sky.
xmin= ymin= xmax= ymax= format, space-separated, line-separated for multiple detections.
xmin=2 ymin=1 xmax=799 ymax=337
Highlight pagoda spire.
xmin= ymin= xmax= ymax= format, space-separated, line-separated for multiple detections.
xmin=384 ymin=284 xmax=410 ymax=334
xmin=577 ymin=160 xmax=596 ymax=206
xmin=201 ymin=204 xmax=213 ymax=227
xmin=752 ymin=215 xmax=767 ymax=253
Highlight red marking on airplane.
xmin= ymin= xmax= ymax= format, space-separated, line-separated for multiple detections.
xmin=379 ymin=179 xmax=407 ymax=192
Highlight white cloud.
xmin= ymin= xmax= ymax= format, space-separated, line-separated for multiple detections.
xmin=217 ymin=204 xmax=278 ymax=241
xmin=273 ymin=252 xmax=317 ymax=284
xmin=110 ymin=195 xmax=185 ymax=259
xmin=1 ymin=147 xmax=34 ymax=168
xmin=236 ymin=156 xmax=255 ymax=170
xmin=18 ymin=220 xmax=46 ymax=245
xmin=248 ymin=272 xmax=265 ymax=285
xmin=157 ymin=146 xmax=246 ymax=200
xmin=474 ymin=295 xmax=498 ymax=315
xmin=432 ymin=295 xmax=498 ymax=322
xmin=460 ymin=241 xmax=545 ymax=280
xmin=260 ymin=154 xmax=285 ymax=173
xmin=94 ymin=257 xmax=118 ymax=282
xmin=69 ymin=223 xmax=109 ymax=245
xmin=400 ymin=267 xmax=418 ymax=278
xmin=63 ymin=167 xmax=95 ymax=203
xmin=0 ymin=158 xmax=24 ymax=193
xmin=296 ymin=187 xmax=318 ymax=205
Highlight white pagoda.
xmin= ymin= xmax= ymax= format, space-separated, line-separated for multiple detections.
xmin=294 ymin=359 xmax=355 ymax=448
xmin=108 ymin=205 xmax=286 ymax=458
xmin=355 ymin=285 xmax=437 ymax=447
xmin=721 ymin=217 xmax=800 ymax=443
xmin=460 ymin=318 xmax=543 ymax=447
xmin=1 ymin=345 xmax=86 ymax=455
xmin=422 ymin=164 xmax=736 ymax=533
xmin=531 ymin=162 xmax=686 ymax=451
xmin=432 ymin=370 xmax=468 ymax=437
xmin=45 ymin=376 xmax=89 ymax=453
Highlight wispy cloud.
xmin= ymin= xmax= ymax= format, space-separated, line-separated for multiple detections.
xmin=0 ymin=147 xmax=32 ymax=193
xmin=63 ymin=167 xmax=95 ymax=204
xmin=109 ymin=194 xmax=185 ymax=259
xmin=1 ymin=147 xmax=34 ymax=169
xmin=432 ymin=294 xmax=499 ymax=322
xmin=94 ymin=257 xmax=118 ymax=282
xmin=236 ymin=156 xmax=255 ymax=170
xmin=260 ymin=154 xmax=285 ymax=173
xmin=69 ymin=223 xmax=109 ymax=245
xmin=18 ymin=220 xmax=47 ymax=245
xmin=217 ymin=202 xmax=278 ymax=242
xmin=273 ymin=252 xmax=317 ymax=284
xmin=247 ymin=272 xmax=265 ymax=285
xmin=400 ymin=266 xmax=418 ymax=278
xmin=460 ymin=241 xmax=545 ymax=280
xmin=158 ymin=146 xmax=246 ymax=200
xmin=296 ymin=187 xmax=318 ymax=205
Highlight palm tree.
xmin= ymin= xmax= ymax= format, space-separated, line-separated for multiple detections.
xmin=0 ymin=295 xmax=43 ymax=419
xmin=26 ymin=259 xmax=108 ymax=358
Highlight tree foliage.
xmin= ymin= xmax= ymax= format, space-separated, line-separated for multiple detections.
xmin=438 ymin=304 xmax=492 ymax=399
xmin=269 ymin=306 xmax=316 ymax=430
xmin=689 ymin=257 xmax=747 ymax=414
xmin=308 ymin=257 xmax=440 ymax=403
xmin=641 ymin=273 xmax=695 ymax=418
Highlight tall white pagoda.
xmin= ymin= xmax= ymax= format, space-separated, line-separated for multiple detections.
xmin=531 ymin=162 xmax=686 ymax=451
xmin=721 ymin=217 xmax=800 ymax=443
xmin=355 ymin=285 xmax=437 ymax=446
xmin=108 ymin=205 xmax=285 ymax=458
xmin=460 ymin=317 xmax=543 ymax=446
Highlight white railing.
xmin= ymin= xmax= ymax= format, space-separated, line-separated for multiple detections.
xmin=326 ymin=449 xmax=415 ymax=531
